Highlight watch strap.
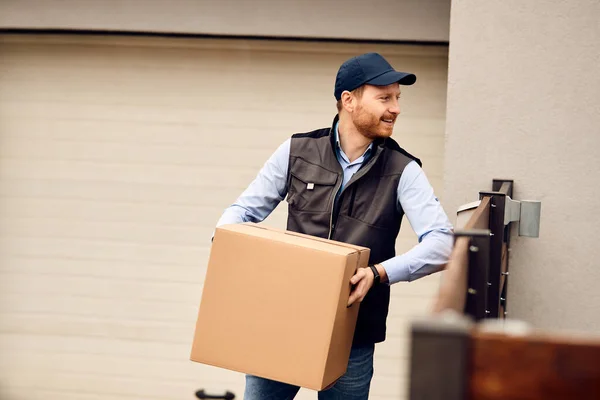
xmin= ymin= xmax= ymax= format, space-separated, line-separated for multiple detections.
xmin=369 ymin=264 xmax=381 ymax=285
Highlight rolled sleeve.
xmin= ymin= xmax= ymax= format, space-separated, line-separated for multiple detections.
xmin=381 ymin=161 xmax=454 ymax=284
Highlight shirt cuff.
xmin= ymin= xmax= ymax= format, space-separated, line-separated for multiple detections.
xmin=381 ymin=255 xmax=412 ymax=285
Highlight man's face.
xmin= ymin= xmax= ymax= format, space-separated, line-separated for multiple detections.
xmin=351 ymin=83 xmax=401 ymax=139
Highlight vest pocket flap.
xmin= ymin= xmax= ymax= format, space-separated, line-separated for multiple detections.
xmin=291 ymin=158 xmax=338 ymax=186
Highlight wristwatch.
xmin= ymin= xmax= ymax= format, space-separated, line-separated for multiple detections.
xmin=369 ymin=264 xmax=381 ymax=285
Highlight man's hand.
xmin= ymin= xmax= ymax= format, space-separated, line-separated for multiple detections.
xmin=347 ymin=267 xmax=375 ymax=307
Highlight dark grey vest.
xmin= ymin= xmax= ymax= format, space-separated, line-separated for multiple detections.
xmin=286 ymin=115 xmax=421 ymax=345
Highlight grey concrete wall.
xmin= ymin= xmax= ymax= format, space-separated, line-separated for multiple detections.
xmin=444 ymin=0 xmax=600 ymax=332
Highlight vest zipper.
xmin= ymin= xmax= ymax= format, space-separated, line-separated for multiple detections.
xmin=328 ymin=147 xmax=382 ymax=240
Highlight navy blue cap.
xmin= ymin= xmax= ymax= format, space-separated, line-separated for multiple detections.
xmin=334 ymin=53 xmax=416 ymax=100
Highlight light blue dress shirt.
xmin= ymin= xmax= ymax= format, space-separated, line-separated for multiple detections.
xmin=216 ymin=125 xmax=454 ymax=284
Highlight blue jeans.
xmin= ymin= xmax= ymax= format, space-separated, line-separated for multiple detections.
xmin=243 ymin=344 xmax=375 ymax=400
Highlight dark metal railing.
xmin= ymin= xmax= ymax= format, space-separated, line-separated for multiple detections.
xmin=432 ymin=179 xmax=515 ymax=321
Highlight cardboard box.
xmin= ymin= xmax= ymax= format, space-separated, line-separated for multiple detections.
xmin=190 ymin=223 xmax=370 ymax=391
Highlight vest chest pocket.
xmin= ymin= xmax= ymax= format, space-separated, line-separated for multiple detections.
xmin=287 ymin=158 xmax=339 ymax=213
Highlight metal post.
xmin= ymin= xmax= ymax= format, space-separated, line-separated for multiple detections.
xmin=479 ymin=181 xmax=512 ymax=319
xmin=456 ymin=229 xmax=492 ymax=320
xmin=494 ymin=179 xmax=514 ymax=319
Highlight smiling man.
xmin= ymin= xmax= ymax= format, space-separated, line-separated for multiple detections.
xmin=215 ymin=52 xmax=453 ymax=399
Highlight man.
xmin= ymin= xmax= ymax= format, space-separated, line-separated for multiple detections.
xmin=215 ymin=52 xmax=453 ymax=399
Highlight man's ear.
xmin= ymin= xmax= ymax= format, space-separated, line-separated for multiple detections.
xmin=341 ymin=90 xmax=354 ymax=113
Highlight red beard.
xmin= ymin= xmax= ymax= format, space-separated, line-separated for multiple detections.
xmin=351 ymin=105 xmax=396 ymax=139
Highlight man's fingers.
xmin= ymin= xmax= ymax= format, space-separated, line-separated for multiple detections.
xmin=347 ymin=286 xmax=359 ymax=307
xmin=347 ymin=267 xmax=376 ymax=307
xmin=347 ymin=280 xmax=367 ymax=307
xmin=350 ymin=269 xmax=364 ymax=285
xmin=347 ymin=292 xmax=361 ymax=307
xmin=348 ymin=273 xmax=363 ymax=306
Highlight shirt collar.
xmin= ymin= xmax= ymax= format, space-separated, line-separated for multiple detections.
xmin=334 ymin=122 xmax=374 ymax=162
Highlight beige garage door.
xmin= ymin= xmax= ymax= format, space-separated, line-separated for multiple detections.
xmin=0 ymin=34 xmax=449 ymax=400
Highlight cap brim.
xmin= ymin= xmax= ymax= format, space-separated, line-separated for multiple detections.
xmin=366 ymin=70 xmax=416 ymax=86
